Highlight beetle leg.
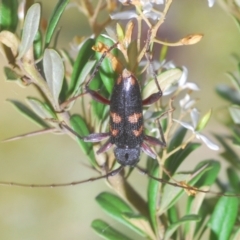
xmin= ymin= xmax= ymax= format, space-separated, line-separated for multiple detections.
xmin=96 ymin=138 xmax=113 ymax=154
xmin=141 ymin=142 xmax=156 ymax=159
xmin=144 ymin=134 xmax=166 ymax=147
xmin=87 ymin=89 xmax=110 ymax=105
xmin=142 ymin=92 xmax=162 ymax=105
xmin=84 ymin=132 xmax=110 ymax=142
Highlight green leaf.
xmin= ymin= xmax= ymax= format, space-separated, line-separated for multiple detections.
xmin=147 ymin=165 xmax=160 ymax=232
xmin=227 ymin=167 xmax=240 ymax=193
xmin=142 ymin=68 xmax=182 ymax=99
xmin=229 ymin=105 xmax=240 ymax=124
xmin=216 ymin=84 xmax=240 ymax=105
xmin=43 ymin=49 xmax=64 ymax=107
xmin=91 ymin=219 xmax=132 ymax=240
xmin=165 ymin=142 xmax=201 ymax=177
xmin=167 ymin=126 xmax=187 ymax=152
xmin=194 ymin=160 xmax=220 ymax=188
xmin=196 ymin=109 xmax=212 ymax=131
xmin=7 ymin=99 xmax=49 ymax=128
xmin=69 ymin=114 xmax=96 ymax=166
xmin=214 ymin=134 xmax=240 ymax=169
xmin=33 ymin=31 xmax=42 ymax=59
xmin=159 ymin=162 xmax=214 ymax=214
xmin=164 ymin=214 xmax=201 ymax=240
xmin=68 ymin=38 xmax=95 ymax=95
xmin=0 ymin=0 xmax=18 ymax=32
xmin=18 ymin=3 xmax=41 ymax=59
xmin=160 ymin=44 xmax=168 ymax=61
xmin=27 ymin=97 xmax=56 ymax=119
xmin=4 ymin=67 xmax=19 ymax=80
xmin=208 ymin=196 xmax=238 ymax=240
xmin=95 ymin=35 xmax=118 ymax=95
xmin=96 ymin=192 xmax=147 ymax=237
xmin=45 ymin=0 xmax=69 ymax=47
xmin=184 ymin=160 xmax=220 ymax=238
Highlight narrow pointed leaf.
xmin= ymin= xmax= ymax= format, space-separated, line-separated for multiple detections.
xmin=68 ymin=38 xmax=95 ymax=95
xmin=18 ymin=3 xmax=41 ymax=59
xmin=96 ymin=192 xmax=146 ymax=237
xmin=147 ymin=166 xmax=160 ymax=232
xmin=196 ymin=109 xmax=212 ymax=131
xmin=43 ymin=49 xmax=64 ymax=106
xmin=7 ymin=99 xmax=49 ymax=128
xmin=27 ymin=97 xmax=56 ymax=119
xmin=164 ymin=214 xmax=201 ymax=240
xmin=45 ymin=0 xmax=69 ymax=47
xmin=123 ymin=213 xmax=155 ymax=239
xmin=166 ymin=142 xmax=201 ymax=177
xmin=91 ymin=219 xmax=132 ymax=240
xmin=159 ymin=162 xmax=213 ymax=214
xmin=208 ymin=196 xmax=238 ymax=240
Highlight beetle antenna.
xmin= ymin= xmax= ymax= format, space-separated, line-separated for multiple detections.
xmin=0 ymin=166 xmax=124 ymax=188
xmin=136 ymin=165 xmax=240 ymax=197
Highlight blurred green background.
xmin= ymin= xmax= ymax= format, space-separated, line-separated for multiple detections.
xmin=0 ymin=1 xmax=239 ymax=239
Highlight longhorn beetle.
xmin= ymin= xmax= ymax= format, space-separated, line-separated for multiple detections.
xmin=1 ymin=37 xmax=240 ymax=197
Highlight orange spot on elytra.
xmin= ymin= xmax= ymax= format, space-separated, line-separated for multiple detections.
xmin=110 ymin=112 xmax=122 ymax=123
xmin=128 ymin=113 xmax=142 ymax=123
xmin=132 ymin=126 xmax=143 ymax=137
xmin=110 ymin=126 xmax=119 ymax=136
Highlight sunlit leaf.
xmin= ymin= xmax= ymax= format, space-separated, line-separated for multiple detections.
xmin=18 ymin=3 xmax=41 ymax=59
xmin=43 ymin=49 xmax=64 ymax=107
xmin=27 ymin=97 xmax=56 ymax=119
xmin=91 ymin=219 xmax=132 ymax=240
xmin=142 ymin=68 xmax=182 ymax=98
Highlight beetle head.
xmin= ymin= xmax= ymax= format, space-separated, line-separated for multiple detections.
xmin=114 ymin=147 xmax=140 ymax=166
